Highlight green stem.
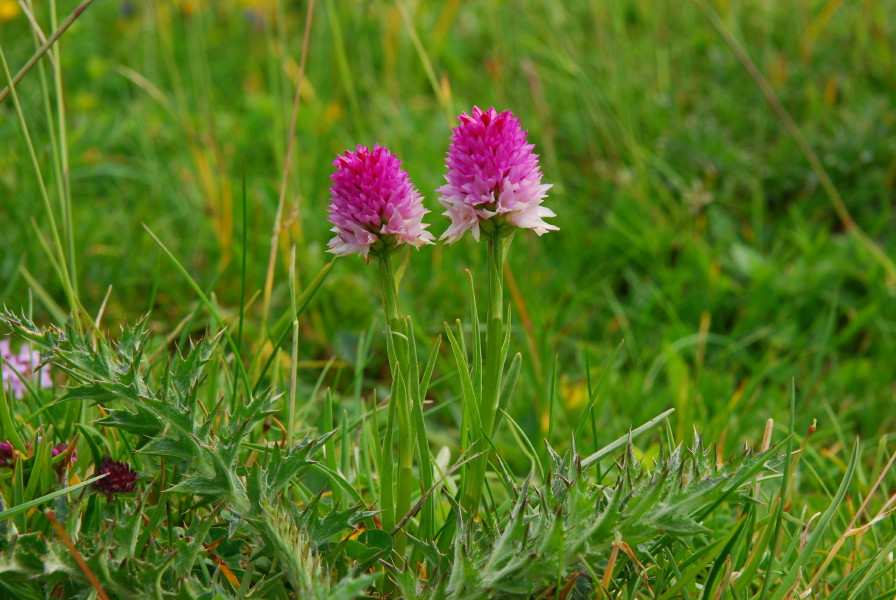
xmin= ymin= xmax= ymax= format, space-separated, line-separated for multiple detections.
xmin=463 ymin=231 xmax=511 ymax=515
xmin=377 ymin=252 xmax=401 ymax=329
xmin=0 ymin=375 xmax=27 ymax=452
xmin=376 ymin=252 xmax=413 ymax=555
xmin=481 ymin=232 xmax=509 ymax=435
xmin=394 ymin=375 xmax=414 ymax=556
xmin=50 ymin=0 xmax=79 ymax=306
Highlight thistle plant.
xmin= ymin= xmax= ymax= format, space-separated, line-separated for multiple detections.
xmin=438 ymin=107 xmax=557 ymax=516
xmin=0 ymin=311 xmax=374 ymax=599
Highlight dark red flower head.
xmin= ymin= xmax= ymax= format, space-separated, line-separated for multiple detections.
xmin=95 ymin=457 xmax=138 ymax=500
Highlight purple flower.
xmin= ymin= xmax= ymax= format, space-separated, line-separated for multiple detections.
xmin=438 ymin=107 xmax=557 ymax=243
xmin=1 ymin=338 xmax=52 ymax=398
xmin=95 ymin=457 xmax=138 ymax=500
xmin=52 ymin=442 xmax=77 ymax=474
xmin=327 ymin=144 xmax=434 ymax=259
xmin=0 ymin=441 xmax=13 ymax=468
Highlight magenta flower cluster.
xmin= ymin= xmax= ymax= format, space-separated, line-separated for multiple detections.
xmin=327 ymin=144 xmax=434 ymax=259
xmin=52 ymin=442 xmax=77 ymax=475
xmin=1 ymin=339 xmax=52 ymax=398
xmin=0 ymin=440 xmax=76 ymax=471
xmin=326 ymin=107 xmax=556 ymax=257
xmin=438 ymin=106 xmax=557 ymax=243
xmin=0 ymin=441 xmax=13 ymax=468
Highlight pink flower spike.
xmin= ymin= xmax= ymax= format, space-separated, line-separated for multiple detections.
xmin=327 ymin=144 xmax=434 ymax=259
xmin=438 ymin=107 xmax=557 ymax=243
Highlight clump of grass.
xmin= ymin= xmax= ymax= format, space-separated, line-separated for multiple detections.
xmin=0 ymin=309 xmax=784 ymax=598
xmin=3 ymin=308 xmax=893 ymax=597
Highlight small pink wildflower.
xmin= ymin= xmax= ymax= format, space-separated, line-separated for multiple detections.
xmin=48 ymin=442 xmax=77 ymax=480
xmin=1 ymin=339 xmax=52 ymax=398
xmin=438 ymin=107 xmax=557 ymax=243
xmin=53 ymin=441 xmax=76 ymax=464
xmin=327 ymin=144 xmax=434 ymax=259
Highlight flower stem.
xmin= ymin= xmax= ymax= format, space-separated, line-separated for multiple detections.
xmin=481 ymin=232 xmax=509 ymax=437
xmin=376 ymin=251 xmax=414 ymax=554
xmin=464 ymin=231 xmax=511 ymax=515
xmin=377 ymin=251 xmax=401 ymax=329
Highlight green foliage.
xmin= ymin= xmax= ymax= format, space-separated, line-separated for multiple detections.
xmin=0 ymin=311 xmax=379 ymax=597
xmin=1 ymin=1 xmax=895 ymax=598
xmin=0 ymin=308 xmax=814 ymax=599
xmin=411 ymin=437 xmax=779 ymax=599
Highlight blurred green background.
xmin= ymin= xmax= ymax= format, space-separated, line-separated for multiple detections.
xmin=1 ymin=0 xmax=894 ymax=456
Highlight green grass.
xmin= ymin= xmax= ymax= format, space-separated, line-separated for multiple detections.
xmin=1 ymin=0 xmax=895 ymax=598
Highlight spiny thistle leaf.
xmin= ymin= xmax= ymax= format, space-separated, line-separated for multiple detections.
xmin=265 ymin=434 xmax=333 ymax=494
xmin=428 ymin=441 xmax=778 ymax=598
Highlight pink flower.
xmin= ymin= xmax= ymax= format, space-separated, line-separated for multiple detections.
xmin=52 ymin=442 xmax=77 ymax=478
xmin=52 ymin=441 xmax=77 ymax=463
xmin=438 ymin=107 xmax=557 ymax=243
xmin=327 ymin=144 xmax=434 ymax=259
xmin=1 ymin=338 xmax=52 ymax=398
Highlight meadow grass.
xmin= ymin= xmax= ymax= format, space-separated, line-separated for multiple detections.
xmin=1 ymin=0 xmax=895 ymax=598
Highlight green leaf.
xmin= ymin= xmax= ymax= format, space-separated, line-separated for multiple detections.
xmin=95 ymin=406 xmax=162 ymax=437
xmin=304 ymin=503 xmax=370 ymax=546
xmin=0 ymin=475 xmax=106 ymax=521
xmin=0 ymin=377 xmax=26 ymax=452
xmin=768 ymin=438 xmax=860 ymax=600
xmin=139 ymin=434 xmax=199 ymax=463
xmin=580 ymin=408 xmax=675 ymax=469
xmin=112 ymin=494 xmax=148 ymax=561
xmin=165 ymin=475 xmax=231 ymax=497
xmin=267 ymin=434 xmax=331 ymax=493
